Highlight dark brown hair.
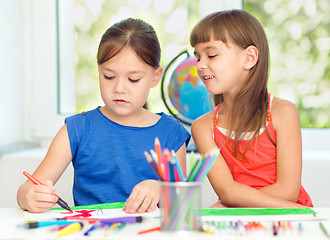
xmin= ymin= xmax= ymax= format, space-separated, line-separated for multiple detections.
xmin=97 ymin=18 xmax=161 ymax=109
xmin=97 ymin=18 xmax=161 ymax=68
xmin=190 ymin=10 xmax=271 ymax=159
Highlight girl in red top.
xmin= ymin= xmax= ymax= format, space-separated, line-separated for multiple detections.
xmin=190 ymin=10 xmax=313 ymax=207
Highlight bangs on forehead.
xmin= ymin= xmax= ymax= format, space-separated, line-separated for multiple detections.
xmin=190 ymin=14 xmax=228 ymax=47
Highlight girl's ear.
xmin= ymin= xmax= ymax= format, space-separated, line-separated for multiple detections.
xmin=151 ymin=66 xmax=163 ymax=88
xmin=243 ymin=45 xmax=259 ymax=70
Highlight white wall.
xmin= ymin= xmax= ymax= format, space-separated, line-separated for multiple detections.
xmin=1 ymin=140 xmax=329 ymax=208
xmin=0 ymin=0 xmax=24 ymax=147
xmin=0 ymin=149 xmax=74 ymax=208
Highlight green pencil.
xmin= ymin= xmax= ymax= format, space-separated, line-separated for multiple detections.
xmin=320 ymin=222 xmax=330 ymax=238
xmin=190 ymin=151 xmax=194 ymax=172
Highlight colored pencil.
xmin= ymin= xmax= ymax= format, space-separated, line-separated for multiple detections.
xmin=144 ymin=151 xmax=163 ymax=180
xmin=150 ymin=149 xmax=163 ymax=178
xmin=320 ymin=222 xmax=330 ymax=238
xmin=187 ymin=159 xmax=201 ymax=181
xmin=143 ymin=137 xmax=220 ymax=231
xmin=104 ymin=223 xmax=118 ymax=236
xmin=57 ymin=222 xmax=83 ymax=237
xmin=23 ymin=171 xmax=73 ymax=213
xmin=190 ymin=151 xmax=194 ymax=172
xmin=154 ymin=137 xmax=162 ymax=173
xmin=162 ymin=148 xmax=170 ymax=182
xmin=164 ymin=149 xmax=175 ymax=182
xmin=171 ymin=150 xmax=185 ymax=181
xmin=137 ymin=226 xmax=160 ymax=235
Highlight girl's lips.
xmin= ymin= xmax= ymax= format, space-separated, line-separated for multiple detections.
xmin=114 ymin=99 xmax=128 ymax=105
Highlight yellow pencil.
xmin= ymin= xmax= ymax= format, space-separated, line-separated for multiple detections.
xmin=104 ymin=223 xmax=118 ymax=236
xmin=57 ymin=222 xmax=83 ymax=237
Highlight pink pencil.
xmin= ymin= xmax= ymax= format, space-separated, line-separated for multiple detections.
xmin=144 ymin=151 xmax=163 ymax=181
xmin=162 ymin=149 xmax=170 ymax=182
xmin=150 ymin=149 xmax=163 ymax=179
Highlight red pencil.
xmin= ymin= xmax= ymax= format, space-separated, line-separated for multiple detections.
xmin=138 ymin=227 xmax=160 ymax=235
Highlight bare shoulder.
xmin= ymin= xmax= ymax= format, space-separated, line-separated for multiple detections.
xmin=191 ymin=110 xmax=215 ymax=134
xmin=271 ymin=97 xmax=300 ymax=130
xmin=191 ymin=110 xmax=217 ymax=153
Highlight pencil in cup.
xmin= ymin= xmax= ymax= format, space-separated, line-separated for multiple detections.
xmin=159 ymin=181 xmax=202 ymax=231
xmin=168 ymin=149 xmax=219 ymax=230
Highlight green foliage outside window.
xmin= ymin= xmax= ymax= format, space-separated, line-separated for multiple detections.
xmin=244 ymin=0 xmax=330 ymax=128
xmin=70 ymin=0 xmax=329 ymax=128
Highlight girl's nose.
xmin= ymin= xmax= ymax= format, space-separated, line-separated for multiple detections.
xmin=196 ymin=58 xmax=206 ymax=70
xmin=113 ymin=79 xmax=127 ymax=94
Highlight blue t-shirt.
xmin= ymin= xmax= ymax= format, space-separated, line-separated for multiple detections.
xmin=65 ymin=107 xmax=190 ymax=206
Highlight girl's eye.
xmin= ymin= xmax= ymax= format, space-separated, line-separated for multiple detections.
xmin=208 ymin=55 xmax=217 ymax=59
xmin=129 ymin=78 xmax=140 ymax=83
xmin=104 ymin=75 xmax=114 ymax=80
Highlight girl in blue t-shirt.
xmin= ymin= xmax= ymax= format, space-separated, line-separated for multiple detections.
xmin=17 ymin=18 xmax=190 ymax=214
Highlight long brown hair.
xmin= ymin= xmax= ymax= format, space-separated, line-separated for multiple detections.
xmin=190 ymin=10 xmax=270 ymax=159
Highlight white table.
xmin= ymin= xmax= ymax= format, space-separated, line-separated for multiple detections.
xmin=1 ymin=208 xmax=330 ymax=239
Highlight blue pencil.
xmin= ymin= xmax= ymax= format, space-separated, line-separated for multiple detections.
xmin=171 ymin=150 xmax=185 ymax=181
xmin=84 ymin=222 xmax=100 ymax=236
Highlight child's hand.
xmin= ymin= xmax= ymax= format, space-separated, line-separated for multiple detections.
xmin=21 ymin=180 xmax=58 ymax=213
xmin=123 ymin=180 xmax=159 ymax=214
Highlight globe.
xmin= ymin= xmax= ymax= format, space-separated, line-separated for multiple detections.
xmin=161 ymin=50 xmax=212 ymax=125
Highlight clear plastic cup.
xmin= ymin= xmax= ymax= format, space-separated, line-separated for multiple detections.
xmin=159 ymin=181 xmax=202 ymax=231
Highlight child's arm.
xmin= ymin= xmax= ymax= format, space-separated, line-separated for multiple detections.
xmin=258 ymin=98 xmax=302 ymax=202
xmin=192 ymin=112 xmax=302 ymax=208
xmin=123 ymin=143 xmax=187 ymax=214
xmin=17 ymin=124 xmax=72 ymax=213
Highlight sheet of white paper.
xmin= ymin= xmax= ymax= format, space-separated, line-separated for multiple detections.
xmin=23 ymin=207 xmax=160 ymax=221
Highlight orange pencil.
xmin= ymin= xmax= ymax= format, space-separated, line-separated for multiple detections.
xmin=154 ymin=137 xmax=162 ymax=173
xmin=138 ymin=227 xmax=160 ymax=235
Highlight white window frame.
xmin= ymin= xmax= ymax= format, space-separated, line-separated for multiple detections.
xmin=24 ymin=0 xmax=329 ymax=152
xmin=23 ymin=0 xmax=71 ymax=145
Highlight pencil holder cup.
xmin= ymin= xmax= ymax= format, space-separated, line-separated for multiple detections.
xmin=159 ymin=181 xmax=202 ymax=232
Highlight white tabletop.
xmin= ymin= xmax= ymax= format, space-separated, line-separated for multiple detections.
xmin=1 ymin=208 xmax=330 ymax=239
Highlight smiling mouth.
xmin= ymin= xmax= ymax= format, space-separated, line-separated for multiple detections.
xmin=203 ymin=75 xmax=215 ymax=81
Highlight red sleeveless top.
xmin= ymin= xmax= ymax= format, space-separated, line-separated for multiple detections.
xmin=213 ymin=94 xmax=313 ymax=207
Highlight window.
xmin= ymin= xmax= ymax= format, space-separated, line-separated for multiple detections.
xmin=243 ymin=0 xmax=330 ymax=128
xmin=58 ymin=0 xmax=200 ymax=114
xmin=25 ymin=0 xmax=328 ymax=146
xmin=58 ymin=0 xmax=241 ymax=115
